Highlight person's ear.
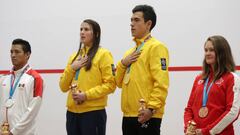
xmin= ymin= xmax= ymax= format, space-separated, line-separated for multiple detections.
xmin=146 ymin=20 xmax=152 ymax=30
xmin=25 ymin=52 xmax=31 ymax=60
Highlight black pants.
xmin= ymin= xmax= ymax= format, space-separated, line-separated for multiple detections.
xmin=66 ymin=109 xmax=106 ymax=135
xmin=122 ymin=117 xmax=162 ymax=135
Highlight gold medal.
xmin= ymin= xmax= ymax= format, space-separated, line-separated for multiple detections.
xmin=198 ymin=107 xmax=208 ymax=118
xmin=123 ymin=73 xmax=130 ymax=84
xmin=1 ymin=122 xmax=10 ymax=134
xmin=5 ymin=99 xmax=14 ymax=108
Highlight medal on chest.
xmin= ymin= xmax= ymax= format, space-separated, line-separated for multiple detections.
xmin=199 ymin=77 xmax=213 ymax=118
xmin=198 ymin=106 xmax=208 ymax=118
xmin=5 ymin=99 xmax=15 ymax=108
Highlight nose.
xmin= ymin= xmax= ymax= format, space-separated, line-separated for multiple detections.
xmin=205 ymin=51 xmax=211 ymax=56
xmin=80 ymin=31 xmax=84 ymax=37
xmin=131 ymin=21 xmax=134 ymax=27
xmin=11 ymin=52 xmax=16 ymax=57
xmin=80 ymin=30 xmax=84 ymax=35
xmin=130 ymin=20 xmax=134 ymax=27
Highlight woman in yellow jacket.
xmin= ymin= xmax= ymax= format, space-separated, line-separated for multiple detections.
xmin=59 ymin=19 xmax=116 ymax=135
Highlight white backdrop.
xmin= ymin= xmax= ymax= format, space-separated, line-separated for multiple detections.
xmin=0 ymin=0 xmax=240 ymax=135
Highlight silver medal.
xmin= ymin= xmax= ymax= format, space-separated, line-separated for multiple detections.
xmin=5 ymin=99 xmax=15 ymax=108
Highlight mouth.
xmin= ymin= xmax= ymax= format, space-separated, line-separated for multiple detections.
xmin=11 ymin=58 xmax=17 ymax=61
xmin=206 ymin=57 xmax=213 ymax=60
xmin=81 ymin=36 xmax=86 ymax=40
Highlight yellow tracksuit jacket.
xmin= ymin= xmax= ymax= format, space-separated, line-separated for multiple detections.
xmin=59 ymin=47 xmax=116 ymax=113
xmin=115 ymin=35 xmax=169 ymax=118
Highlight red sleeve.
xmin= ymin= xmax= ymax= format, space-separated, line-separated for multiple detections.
xmin=201 ymin=74 xmax=240 ymax=135
xmin=184 ymin=75 xmax=200 ymax=132
xmin=27 ymin=69 xmax=44 ymax=97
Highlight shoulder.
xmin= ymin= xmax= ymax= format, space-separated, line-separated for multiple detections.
xmin=148 ymin=37 xmax=168 ymax=54
xmin=224 ymin=72 xmax=240 ymax=84
xmin=97 ymin=47 xmax=111 ymax=54
xmin=65 ymin=52 xmax=78 ymax=64
xmin=150 ymin=37 xmax=168 ymax=49
xmin=69 ymin=52 xmax=78 ymax=60
xmin=97 ymin=47 xmax=113 ymax=56
xmin=26 ymin=69 xmax=43 ymax=81
xmin=193 ymin=74 xmax=204 ymax=84
xmin=0 ymin=74 xmax=10 ymax=82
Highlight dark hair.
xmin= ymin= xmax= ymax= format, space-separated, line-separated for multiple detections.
xmin=12 ymin=38 xmax=31 ymax=54
xmin=132 ymin=4 xmax=156 ymax=31
xmin=72 ymin=19 xmax=101 ymax=71
xmin=202 ymin=35 xmax=236 ymax=81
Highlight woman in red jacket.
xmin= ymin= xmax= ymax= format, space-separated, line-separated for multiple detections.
xmin=184 ymin=35 xmax=240 ymax=135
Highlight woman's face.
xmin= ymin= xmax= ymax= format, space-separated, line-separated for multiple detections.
xmin=204 ymin=41 xmax=216 ymax=67
xmin=80 ymin=22 xmax=94 ymax=47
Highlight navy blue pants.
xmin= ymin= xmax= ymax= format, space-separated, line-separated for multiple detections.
xmin=122 ymin=117 xmax=162 ymax=135
xmin=66 ymin=109 xmax=106 ymax=135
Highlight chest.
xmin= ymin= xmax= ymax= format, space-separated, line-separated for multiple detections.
xmin=194 ymin=78 xmax=227 ymax=103
xmin=1 ymin=75 xmax=33 ymax=100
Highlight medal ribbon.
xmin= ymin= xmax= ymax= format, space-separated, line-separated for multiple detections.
xmin=126 ymin=35 xmax=151 ymax=74
xmin=9 ymin=65 xmax=29 ymax=99
xmin=202 ymin=76 xmax=214 ymax=107
xmin=74 ymin=49 xmax=86 ymax=80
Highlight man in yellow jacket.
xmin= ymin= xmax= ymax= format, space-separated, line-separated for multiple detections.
xmin=115 ymin=5 xmax=169 ymax=135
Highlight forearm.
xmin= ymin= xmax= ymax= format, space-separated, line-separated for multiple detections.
xmin=115 ymin=61 xmax=127 ymax=88
xmin=59 ymin=65 xmax=75 ymax=92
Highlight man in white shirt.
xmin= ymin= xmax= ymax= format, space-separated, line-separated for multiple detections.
xmin=0 ymin=39 xmax=44 ymax=135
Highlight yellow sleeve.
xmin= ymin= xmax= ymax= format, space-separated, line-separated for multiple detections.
xmin=59 ymin=54 xmax=76 ymax=92
xmin=85 ymin=51 xmax=116 ymax=99
xmin=147 ymin=44 xmax=169 ymax=109
xmin=115 ymin=60 xmax=127 ymax=88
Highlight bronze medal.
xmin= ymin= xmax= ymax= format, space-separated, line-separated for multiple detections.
xmin=198 ymin=107 xmax=208 ymax=118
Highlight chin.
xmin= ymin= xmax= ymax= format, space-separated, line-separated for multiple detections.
xmin=206 ymin=62 xmax=215 ymax=66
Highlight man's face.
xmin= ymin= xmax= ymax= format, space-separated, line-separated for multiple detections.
xmin=131 ymin=11 xmax=151 ymax=39
xmin=11 ymin=44 xmax=30 ymax=70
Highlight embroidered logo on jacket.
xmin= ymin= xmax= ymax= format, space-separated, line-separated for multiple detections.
xmin=160 ymin=58 xmax=167 ymax=70
xmin=18 ymin=83 xmax=25 ymax=88
xmin=198 ymin=80 xmax=204 ymax=84
xmin=215 ymin=77 xmax=224 ymax=85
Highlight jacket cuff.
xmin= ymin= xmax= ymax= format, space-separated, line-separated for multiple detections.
xmin=67 ymin=65 xmax=76 ymax=73
xmin=85 ymin=90 xmax=92 ymax=100
xmin=119 ymin=60 xmax=127 ymax=69
xmin=11 ymin=128 xmax=17 ymax=135
xmin=201 ymin=128 xmax=210 ymax=135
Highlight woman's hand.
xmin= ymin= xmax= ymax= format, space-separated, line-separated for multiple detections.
xmin=72 ymin=91 xmax=86 ymax=103
xmin=71 ymin=55 xmax=88 ymax=71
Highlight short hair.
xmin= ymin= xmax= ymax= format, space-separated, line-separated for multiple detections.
xmin=12 ymin=38 xmax=31 ymax=54
xmin=132 ymin=5 xmax=157 ymax=31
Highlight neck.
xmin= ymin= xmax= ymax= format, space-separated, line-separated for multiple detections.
xmin=84 ymin=43 xmax=92 ymax=48
xmin=13 ymin=63 xmax=27 ymax=71
xmin=210 ymin=64 xmax=214 ymax=72
xmin=137 ymin=31 xmax=150 ymax=39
